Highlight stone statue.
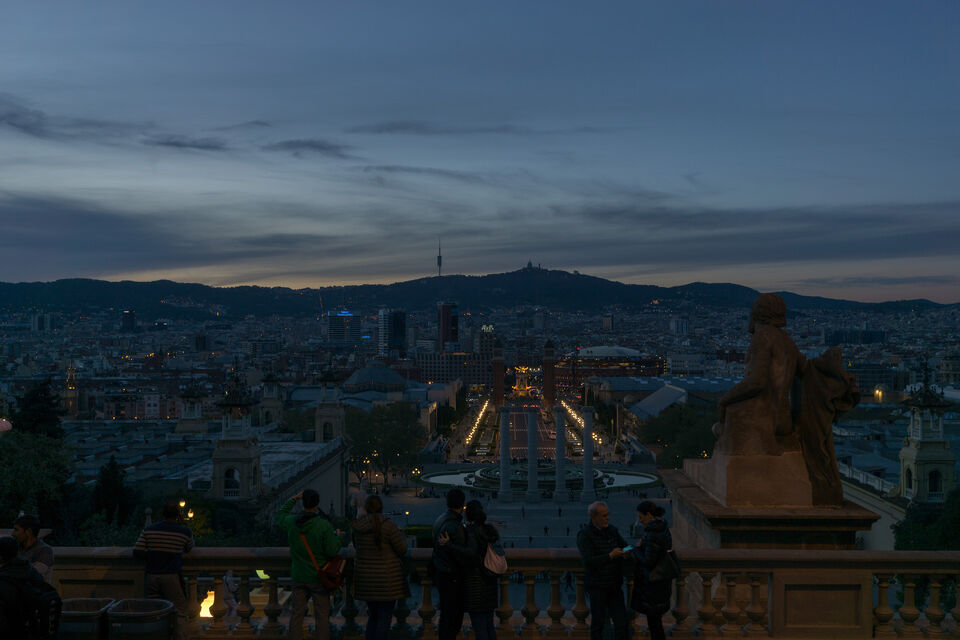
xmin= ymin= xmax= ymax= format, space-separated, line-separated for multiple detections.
xmin=713 ymin=293 xmax=804 ymax=456
xmin=795 ymin=347 xmax=860 ymax=505
xmin=710 ymin=293 xmax=860 ymax=506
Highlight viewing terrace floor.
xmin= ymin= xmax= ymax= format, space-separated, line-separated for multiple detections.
xmin=54 ymin=546 xmax=960 ymax=639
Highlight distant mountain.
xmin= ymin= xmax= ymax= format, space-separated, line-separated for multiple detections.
xmin=0 ymin=268 xmax=947 ymax=318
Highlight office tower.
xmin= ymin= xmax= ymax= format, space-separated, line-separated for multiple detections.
xmin=378 ymin=308 xmax=407 ymax=358
xmin=121 ymin=310 xmax=137 ymax=332
xmin=437 ymin=301 xmax=459 ymax=351
xmin=327 ymin=310 xmax=363 ymax=346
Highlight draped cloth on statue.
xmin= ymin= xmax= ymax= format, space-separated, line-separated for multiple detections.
xmin=796 ymin=347 xmax=861 ymax=506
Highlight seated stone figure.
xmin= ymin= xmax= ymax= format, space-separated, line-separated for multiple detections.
xmin=713 ymin=293 xmax=804 ymax=456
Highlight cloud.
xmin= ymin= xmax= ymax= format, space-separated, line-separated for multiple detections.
xmin=0 ymin=93 xmax=145 ymax=140
xmin=360 ymin=165 xmax=488 ymax=185
xmin=261 ymin=138 xmax=356 ymax=159
xmin=142 ymin=134 xmax=229 ymax=151
xmin=788 ymin=275 xmax=960 ymax=288
xmin=211 ymin=120 xmax=271 ymax=131
xmin=345 ymin=120 xmax=612 ymax=136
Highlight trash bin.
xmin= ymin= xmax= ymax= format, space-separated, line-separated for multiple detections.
xmin=107 ymin=599 xmax=175 ymax=639
xmin=60 ymin=598 xmax=114 ymax=640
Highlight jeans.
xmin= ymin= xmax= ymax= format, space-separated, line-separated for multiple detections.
xmin=146 ymin=573 xmax=189 ymax=640
xmin=435 ymin=572 xmax=465 ymax=640
xmin=365 ymin=601 xmax=396 ymax=640
xmin=468 ymin=610 xmax=496 ymax=640
xmin=645 ymin=609 xmax=666 ymax=640
xmin=288 ymin=581 xmax=331 ymax=640
xmin=588 ymin=585 xmax=628 ymax=640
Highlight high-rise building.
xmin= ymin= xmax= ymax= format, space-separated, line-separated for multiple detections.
xmin=378 ymin=308 xmax=407 ymax=358
xmin=437 ymin=301 xmax=459 ymax=351
xmin=327 ymin=310 xmax=362 ymax=346
xmin=121 ymin=310 xmax=137 ymax=332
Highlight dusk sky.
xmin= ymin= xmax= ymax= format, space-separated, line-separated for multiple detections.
xmin=1 ymin=2 xmax=958 ymax=303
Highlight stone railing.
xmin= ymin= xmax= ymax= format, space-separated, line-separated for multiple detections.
xmin=838 ymin=462 xmax=896 ymax=494
xmin=53 ymin=547 xmax=960 ymax=638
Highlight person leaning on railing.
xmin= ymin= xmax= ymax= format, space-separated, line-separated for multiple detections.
xmin=576 ymin=501 xmax=629 ymax=640
xmin=351 ymin=495 xmax=408 ymax=640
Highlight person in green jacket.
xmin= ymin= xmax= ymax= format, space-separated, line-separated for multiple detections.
xmin=277 ymin=489 xmax=342 ymax=640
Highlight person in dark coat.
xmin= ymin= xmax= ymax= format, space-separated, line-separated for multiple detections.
xmin=576 ymin=501 xmax=628 ymax=640
xmin=352 ymin=495 xmax=408 ymax=640
xmin=0 ymin=536 xmax=46 ymax=640
xmin=630 ymin=501 xmax=673 ymax=640
xmin=432 ymin=488 xmax=466 ymax=640
xmin=438 ymin=500 xmax=499 ymax=640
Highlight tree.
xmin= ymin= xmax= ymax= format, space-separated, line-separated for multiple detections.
xmin=92 ymin=456 xmax=135 ymax=526
xmin=0 ymin=431 xmax=71 ymax=522
xmin=894 ymin=489 xmax=960 ymax=550
xmin=11 ymin=379 xmax=64 ymax=438
xmin=346 ymin=402 xmax=426 ymax=491
xmin=637 ymin=402 xmax=716 ymax=469
xmin=436 ymin=404 xmax=458 ymax=437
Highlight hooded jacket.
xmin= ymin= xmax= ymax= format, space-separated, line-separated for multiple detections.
xmin=351 ymin=514 xmax=408 ymax=602
xmin=0 ymin=558 xmax=45 ymax=640
xmin=277 ymin=499 xmax=342 ymax=584
xmin=630 ymin=518 xmax=673 ymax=613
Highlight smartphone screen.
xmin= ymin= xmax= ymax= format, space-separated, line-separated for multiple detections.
xmin=623 ymin=545 xmax=633 ymax=552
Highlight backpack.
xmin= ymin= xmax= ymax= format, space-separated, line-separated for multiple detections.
xmin=0 ymin=576 xmax=62 ymax=640
xmin=481 ymin=541 xmax=508 ymax=578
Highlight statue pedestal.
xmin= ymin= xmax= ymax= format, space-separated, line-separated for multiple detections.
xmin=684 ymin=451 xmax=814 ymax=507
xmin=662 ymin=466 xmax=878 ymax=550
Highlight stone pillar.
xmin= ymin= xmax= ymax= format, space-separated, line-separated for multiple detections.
xmin=526 ymin=409 xmax=539 ymax=502
xmin=492 ymin=348 xmax=505 ymax=408
xmin=499 ymin=407 xmax=512 ymax=502
xmin=553 ymin=407 xmax=568 ymax=502
xmin=542 ymin=341 xmax=556 ymax=410
xmin=581 ymin=406 xmax=596 ymax=503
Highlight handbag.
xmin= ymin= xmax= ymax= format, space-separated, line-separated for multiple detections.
xmin=648 ymin=547 xmax=681 ymax=582
xmin=299 ymin=532 xmax=346 ymax=590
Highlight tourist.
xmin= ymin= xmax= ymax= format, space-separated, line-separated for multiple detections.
xmin=0 ymin=536 xmax=52 ymax=639
xmin=133 ymin=501 xmax=194 ymax=640
xmin=12 ymin=514 xmax=54 ymax=584
xmin=438 ymin=500 xmax=499 ymax=640
xmin=576 ymin=501 xmax=628 ymax=640
xmin=277 ymin=490 xmax=342 ymax=640
xmin=630 ymin=501 xmax=673 ymax=640
xmin=432 ymin=488 xmax=466 ymax=640
xmin=352 ymin=495 xmax=407 ymax=640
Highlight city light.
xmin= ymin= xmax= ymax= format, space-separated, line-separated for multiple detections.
xmin=464 ymin=399 xmax=490 ymax=446
xmin=560 ymin=399 xmax=603 ymax=445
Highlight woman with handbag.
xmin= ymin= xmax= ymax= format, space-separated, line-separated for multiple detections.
xmin=351 ymin=495 xmax=408 ymax=640
xmin=437 ymin=500 xmax=501 ymax=640
xmin=630 ymin=500 xmax=675 ymax=640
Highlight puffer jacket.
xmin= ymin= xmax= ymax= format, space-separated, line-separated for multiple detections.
xmin=351 ymin=514 xmax=408 ymax=602
xmin=577 ymin=523 xmax=628 ymax=590
xmin=431 ymin=509 xmax=465 ymax=574
xmin=630 ymin=518 xmax=673 ymax=613
xmin=446 ymin=523 xmax=499 ymax=612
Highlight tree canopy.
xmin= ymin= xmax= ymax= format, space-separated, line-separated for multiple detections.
xmin=0 ymin=430 xmax=71 ymax=522
xmin=11 ymin=379 xmax=64 ymax=438
xmin=635 ymin=401 xmax=716 ymax=469
xmin=893 ymin=489 xmax=960 ymax=550
xmin=346 ymin=402 xmax=426 ymax=490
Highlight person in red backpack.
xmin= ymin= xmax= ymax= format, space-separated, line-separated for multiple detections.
xmin=277 ymin=490 xmax=342 ymax=640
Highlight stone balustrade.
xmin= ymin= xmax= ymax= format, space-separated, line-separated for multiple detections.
xmin=53 ymin=547 xmax=960 ymax=638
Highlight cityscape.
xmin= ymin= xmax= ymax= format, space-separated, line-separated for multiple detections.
xmin=1 ymin=2 xmax=959 ymax=639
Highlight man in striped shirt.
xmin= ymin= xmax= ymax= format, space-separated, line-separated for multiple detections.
xmin=133 ymin=501 xmax=194 ymax=640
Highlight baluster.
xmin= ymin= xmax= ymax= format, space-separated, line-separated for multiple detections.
xmin=696 ymin=572 xmax=720 ymax=638
xmin=949 ymin=575 xmax=960 ymax=637
xmin=497 ymin=573 xmax=515 ymax=634
xmin=898 ymin=575 xmax=923 ymax=638
xmin=393 ymin=595 xmax=413 ymax=639
xmin=625 ymin=576 xmax=641 ymax=637
xmin=742 ymin=573 xmax=767 ymax=637
xmin=571 ymin=572 xmax=589 ymax=639
xmin=521 ymin=570 xmax=540 ymax=638
xmin=925 ymin=575 xmax=948 ymax=636
xmin=230 ymin=571 xmax=254 ymax=634
xmin=341 ymin=562 xmax=362 ymax=640
xmin=260 ymin=576 xmax=284 ymax=639
xmin=418 ymin=576 xmax=437 ymax=640
xmin=208 ymin=574 xmax=230 ymax=631
xmin=719 ymin=572 xmax=743 ymax=637
xmin=546 ymin=571 xmax=565 ymax=635
xmin=873 ymin=574 xmax=897 ymax=638
xmin=671 ymin=572 xmax=695 ymax=638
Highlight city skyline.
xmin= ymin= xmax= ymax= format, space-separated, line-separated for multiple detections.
xmin=1 ymin=2 xmax=958 ymax=303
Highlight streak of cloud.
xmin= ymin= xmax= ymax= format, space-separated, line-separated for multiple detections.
xmin=261 ymin=138 xmax=357 ymax=159
xmin=142 ymin=134 xmax=230 ymax=151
